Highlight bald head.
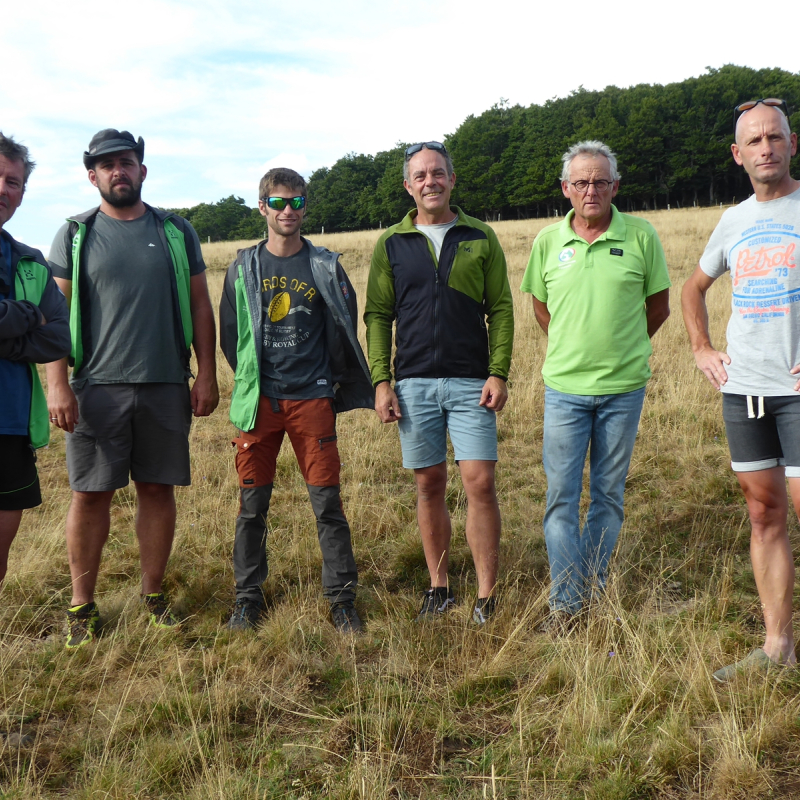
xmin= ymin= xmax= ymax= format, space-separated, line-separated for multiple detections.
xmin=735 ymin=102 xmax=791 ymax=145
xmin=731 ymin=102 xmax=798 ymax=194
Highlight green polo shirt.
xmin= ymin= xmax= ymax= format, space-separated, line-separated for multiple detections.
xmin=521 ymin=205 xmax=671 ymax=395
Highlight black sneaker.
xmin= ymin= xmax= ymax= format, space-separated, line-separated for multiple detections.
xmin=416 ymin=587 xmax=455 ymax=620
xmin=472 ymin=596 xmax=497 ymax=625
xmin=142 ymin=592 xmax=180 ymax=628
xmin=227 ymin=598 xmax=263 ymax=631
xmin=331 ymin=602 xmax=363 ymax=634
xmin=65 ymin=602 xmax=100 ymax=650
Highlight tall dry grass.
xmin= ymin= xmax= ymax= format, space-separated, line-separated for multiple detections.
xmin=1 ymin=206 xmax=799 ymax=798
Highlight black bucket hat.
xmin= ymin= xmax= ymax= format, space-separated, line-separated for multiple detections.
xmin=83 ymin=129 xmax=145 ymax=170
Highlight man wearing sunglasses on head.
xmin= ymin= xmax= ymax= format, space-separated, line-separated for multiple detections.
xmin=683 ymin=98 xmax=800 ymax=682
xmin=219 ymin=168 xmax=373 ymax=633
xmin=521 ymin=141 xmax=671 ymax=635
xmin=365 ymin=141 xmax=514 ymax=625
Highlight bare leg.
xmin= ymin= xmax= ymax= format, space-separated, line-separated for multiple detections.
xmin=737 ymin=468 xmax=796 ymax=665
xmin=66 ymin=490 xmax=115 ymax=606
xmin=414 ymin=462 xmax=451 ymax=588
xmin=458 ymin=460 xmax=500 ymax=598
xmin=133 ymin=482 xmax=176 ymax=596
xmin=0 ymin=510 xmax=24 ymax=583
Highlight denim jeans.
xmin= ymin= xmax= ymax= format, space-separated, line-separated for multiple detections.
xmin=542 ymin=386 xmax=646 ymax=614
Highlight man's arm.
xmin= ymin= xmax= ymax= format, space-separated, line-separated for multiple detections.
xmin=645 ymin=288 xmax=670 ymax=338
xmin=364 ymin=238 xmax=402 ymax=423
xmin=0 ymin=269 xmax=70 ymax=362
xmin=483 ymin=229 xmax=514 ymax=382
xmin=46 ymin=277 xmax=79 ymax=432
xmin=189 ymin=272 xmax=219 ymax=417
xmin=363 ymin=238 xmax=396 ymax=387
xmin=681 ymin=265 xmax=730 ymax=389
xmin=374 ymin=380 xmax=402 ymax=423
xmin=532 ymin=297 xmax=550 ymax=335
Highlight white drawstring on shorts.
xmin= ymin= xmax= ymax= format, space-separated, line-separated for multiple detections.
xmin=746 ymin=395 xmax=765 ymax=419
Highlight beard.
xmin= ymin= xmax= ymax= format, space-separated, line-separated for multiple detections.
xmin=99 ymin=178 xmax=142 ymax=209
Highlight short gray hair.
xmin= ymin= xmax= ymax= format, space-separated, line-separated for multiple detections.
xmin=0 ymin=132 xmax=36 ymax=189
xmin=561 ymin=140 xmax=620 ymax=182
xmin=403 ymin=144 xmax=454 ymax=182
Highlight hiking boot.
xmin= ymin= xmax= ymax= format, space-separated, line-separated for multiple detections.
xmin=65 ymin=602 xmax=100 ymax=650
xmin=416 ymin=587 xmax=456 ymax=621
xmin=472 ymin=596 xmax=497 ymax=625
xmin=331 ymin=602 xmax=363 ymax=634
xmin=227 ymin=598 xmax=263 ymax=631
xmin=142 ymin=593 xmax=179 ymax=629
xmin=535 ymin=609 xmax=578 ymax=636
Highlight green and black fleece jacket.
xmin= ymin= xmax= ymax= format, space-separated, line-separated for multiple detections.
xmin=364 ymin=206 xmax=514 ymax=386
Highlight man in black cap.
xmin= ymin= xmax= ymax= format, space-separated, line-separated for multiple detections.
xmin=46 ymin=129 xmax=219 ymax=649
xmin=0 ymin=132 xmax=69 ymax=582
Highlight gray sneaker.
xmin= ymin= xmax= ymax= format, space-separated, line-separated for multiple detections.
xmin=712 ymin=648 xmax=785 ymax=683
xmin=331 ymin=602 xmax=363 ymax=634
xmin=227 ymin=599 xmax=263 ymax=631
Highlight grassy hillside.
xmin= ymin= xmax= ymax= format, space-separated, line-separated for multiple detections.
xmin=3 ymin=207 xmax=799 ymax=798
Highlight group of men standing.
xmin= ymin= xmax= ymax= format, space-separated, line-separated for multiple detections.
xmin=1 ymin=100 xmax=798 ymax=681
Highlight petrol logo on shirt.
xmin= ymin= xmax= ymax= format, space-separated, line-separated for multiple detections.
xmin=731 ymin=219 xmax=800 ymax=322
xmin=610 ymin=248 xmax=624 ymax=257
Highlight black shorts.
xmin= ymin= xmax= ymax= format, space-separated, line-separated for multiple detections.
xmin=0 ymin=435 xmax=42 ymax=510
xmin=722 ymin=393 xmax=800 ymax=477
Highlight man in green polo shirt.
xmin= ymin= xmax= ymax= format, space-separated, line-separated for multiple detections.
xmin=520 ymin=140 xmax=671 ymax=631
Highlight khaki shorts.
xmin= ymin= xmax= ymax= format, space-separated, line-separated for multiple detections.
xmin=67 ymin=383 xmax=192 ymax=491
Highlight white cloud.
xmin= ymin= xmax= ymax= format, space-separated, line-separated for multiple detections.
xmin=3 ymin=0 xmax=800 ymax=245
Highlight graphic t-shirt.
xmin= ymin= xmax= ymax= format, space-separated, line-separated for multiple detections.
xmin=700 ymin=186 xmax=800 ymax=395
xmin=49 ymin=210 xmax=206 ymax=386
xmin=259 ymin=242 xmax=332 ymax=399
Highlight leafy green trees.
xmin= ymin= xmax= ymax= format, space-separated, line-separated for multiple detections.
xmin=167 ymin=65 xmax=800 ymax=238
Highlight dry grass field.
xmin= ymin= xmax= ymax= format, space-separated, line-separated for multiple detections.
xmin=2 ymin=206 xmax=800 ymax=798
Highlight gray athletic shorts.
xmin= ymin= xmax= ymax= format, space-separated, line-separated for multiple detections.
xmin=722 ymin=393 xmax=800 ymax=477
xmin=67 ymin=383 xmax=192 ymax=491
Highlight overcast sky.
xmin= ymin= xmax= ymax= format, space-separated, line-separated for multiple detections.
xmin=5 ymin=0 xmax=800 ymax=252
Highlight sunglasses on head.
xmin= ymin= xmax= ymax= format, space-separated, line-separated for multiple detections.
xmin=733 ymin=98 xmax=789 ymax=130
xmin=262 ymin=196 xmax=306 ymax=211
xmin=404 ymin=141 xmax=448 ymax=161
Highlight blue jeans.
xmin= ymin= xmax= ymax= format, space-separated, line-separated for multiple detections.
xmin=542 ymin=386 xmax=646 ymax=614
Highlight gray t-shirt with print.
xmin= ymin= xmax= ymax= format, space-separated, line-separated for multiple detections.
xmin=49 ymin=210 xmax=205 ymax=386
xmin=700 ymin=186 xmax=800 ymax=395
xmin=258 ymin=241 xmax=332 ymax=399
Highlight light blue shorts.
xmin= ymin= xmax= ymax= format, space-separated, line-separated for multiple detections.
xmin=395 ymin=378 xmax=498 ymax=469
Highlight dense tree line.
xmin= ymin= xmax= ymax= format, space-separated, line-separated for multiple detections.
xmin=167 ymin=65 xmax=800 ymax=240
xmin=163 ymin=195 xmax=267 ymax=243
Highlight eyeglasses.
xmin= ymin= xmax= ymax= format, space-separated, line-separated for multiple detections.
xmin=404 ymin=141 xmax=448 ymax=160
xmin=567 ymin=180 xmax=615 ymax=193
xmin=733 ymin=98 xmax=789 ymax=129
xmin=261 ymin=196 xmax=306 ymax=211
